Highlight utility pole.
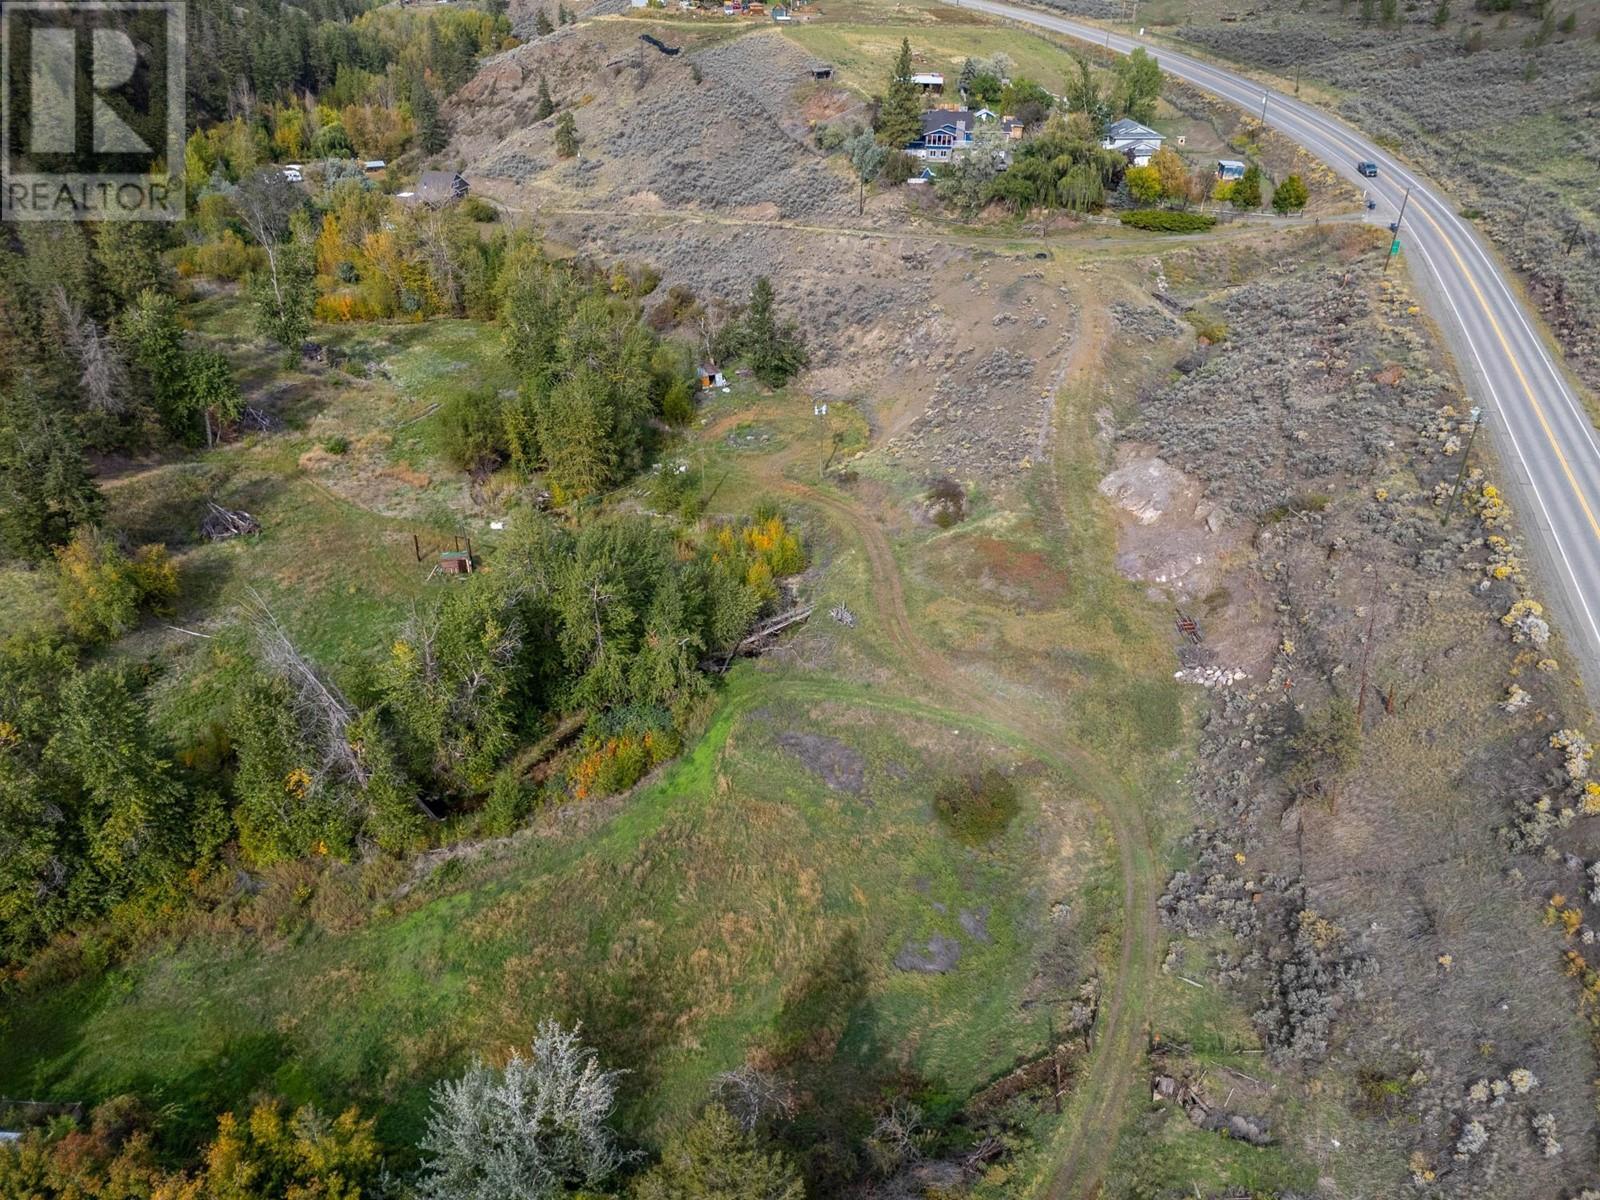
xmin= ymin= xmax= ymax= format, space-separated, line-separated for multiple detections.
xmin=1441 ymin=405 xmax=1483 ymax=526
xmin=1382 ymin=184 xmax=1411 ymax=275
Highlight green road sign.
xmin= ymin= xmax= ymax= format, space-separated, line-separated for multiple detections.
xmin=1390 ymin=239 xmax=1401 ymax=255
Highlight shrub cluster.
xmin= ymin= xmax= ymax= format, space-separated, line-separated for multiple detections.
xmin=1118 ymin=209 xmax=1218 ymax=232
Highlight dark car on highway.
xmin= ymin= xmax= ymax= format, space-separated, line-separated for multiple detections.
xmin=1357 ymin=161 xmax=1379 ymax=177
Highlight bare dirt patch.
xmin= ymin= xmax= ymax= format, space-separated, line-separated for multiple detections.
xmin=773 ymin=729 xmax=867 ymax=796
xmin=1097 ymin=445 xmax=1243 ymax=601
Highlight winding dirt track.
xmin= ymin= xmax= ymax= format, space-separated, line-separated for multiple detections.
xmin=709 ymin=286 xmax=1159 ymax=1197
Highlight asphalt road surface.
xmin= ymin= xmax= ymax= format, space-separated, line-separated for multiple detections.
xmin=956 ymin=0 xmax=1600 ymax=686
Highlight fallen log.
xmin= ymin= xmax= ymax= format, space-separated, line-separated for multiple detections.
xmin=715 ymin=605 xmax=814 ymax=670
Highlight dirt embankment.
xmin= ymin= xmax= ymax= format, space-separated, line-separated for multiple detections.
xmin=447 ymin=25 xmax=857 ymax=219
xmin=1103 ymin=225 xmax=1600 ymax=1195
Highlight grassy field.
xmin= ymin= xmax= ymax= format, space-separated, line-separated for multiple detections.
xmin=0 ymin=669 xmax=1106 ymax=1157
xmin=782 ymin=20 xmax=1086 ymax=99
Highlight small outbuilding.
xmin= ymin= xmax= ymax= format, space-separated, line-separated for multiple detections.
xmin=809 ymin=62 xmax=833 ymax=79
xmin=1216 ymin=159 xmax=1247 ymax=181
xmin=911 ymin=71 xmax=944 ymax=93
xmin=414 ymin=170 xmax=470 ymax=205
xmin=362 ymin=159 xmax=387 ymax=174
xmin=699 ymin=367 xmax=727 ymax=388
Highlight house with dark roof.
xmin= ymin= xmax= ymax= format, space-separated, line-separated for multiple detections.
xmin=413 ymin=170 xmax=470 ymax=206
xmin=1101 ymin=117 xmax=1164 ymax=167
xmin=906 ymin=109 xmax=975 ymax=162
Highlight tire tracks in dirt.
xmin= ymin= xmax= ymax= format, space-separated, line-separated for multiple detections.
xmin=707 ymin=284 xmax=1158 ymax=1198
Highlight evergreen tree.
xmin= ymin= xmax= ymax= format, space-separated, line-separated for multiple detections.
xmin=380 ymin=576 xmax=523 ymax=793
xmin=1272 ymin=173 xmax=1309 ymax=214
xmin=535 ymin=74 xmax=556 ymax=120
xmin=118 ymin=289 xmax=190 ymax=438
xmin=0 ymin=637 xmax=86 ymax=963
xmin=414 ymin=76 xmax=448 ymax=156
xmin=559 ymin=2 xmax=572 ymax=22
xmin=535 ymin=7 xmax=554 ymax=34
xmin=554 ymin=111 xmax=580 ymax=158
xmin=876 ymin=38 xmax=923 ymax=148
xmin=630 ymin=1105 xmax=805 ymax=1200
xmin=536 ymin=366 xmax=617 ymax=500
xmin=92 ymin=224 xmax=170 ymax=311
xmin=0 ymin=386 xmax=103 ymax=561
xmin=231 ymin=672 xmax=359 ymax=865
xmin=1232 ymin=164 xmax=1265 ymax=208
xmin=51 ymin=666 xmax=188 ymax=889
xmin=957 ymin=55 xmax=979 ymax=97
xmin=739 ymin=277 xmax=808 ymax=388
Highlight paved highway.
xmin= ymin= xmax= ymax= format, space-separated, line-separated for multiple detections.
xmin=957 ymin=0 xmax=1600 ymax=682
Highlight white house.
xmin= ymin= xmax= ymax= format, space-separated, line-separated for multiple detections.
xmin=1101 ymin=117 xmax=1164 ymax=167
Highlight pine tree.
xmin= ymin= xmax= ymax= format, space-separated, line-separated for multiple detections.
xmin=1272 ymin=173 xmax=1309 ymax=214
xmin=554 ymin=111 xmax=579 ymax=158
xmin=118 ymin=289 xmax=190 ymax=437
xmin=1232 ymin=165 xmax=1264 ymax=209
xmin=876 ymin=38 xmax=923 ymax=148
xmin=91 ymin=224 xmax=170 ymax=311
xmin=535 ymin=74 xmax=556 ymax=120
xmin=535 ymin=7 xmax=554 ymax=34
xmin=0 ymin=386 xmax=103 ymax=560
xmin=630 ymin=1105 xmax=805 ymax=1200
xmin=414 ymin=77 xmax=447 ymax=155
xmin=740 ymin=277 xmax=807 ymax=388
xmin=52 ymin=666 xmax=188 ymax=888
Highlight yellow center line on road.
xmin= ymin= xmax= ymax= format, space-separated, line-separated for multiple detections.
xmin=1407 ymin=203 xmax=1600 ymax=544
xmin=1274 ymin=90 xmax=1600 ymax=547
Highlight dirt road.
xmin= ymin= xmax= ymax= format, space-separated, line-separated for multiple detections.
xmin=706 ymin=284 xmax=1159 ymax=1197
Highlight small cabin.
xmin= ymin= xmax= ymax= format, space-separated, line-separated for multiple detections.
xmin=1216 ymin=159 xmax=1247 ymax=181
xmin=911 ymin=72 xmax=944 ymax=94
xmin=809 ymin=62 xmax=833 ymax=80
xmin=362 ymin=159 xmax=387 ymax=175
xmin=699 ymin=367 xmax=727 ymax=389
